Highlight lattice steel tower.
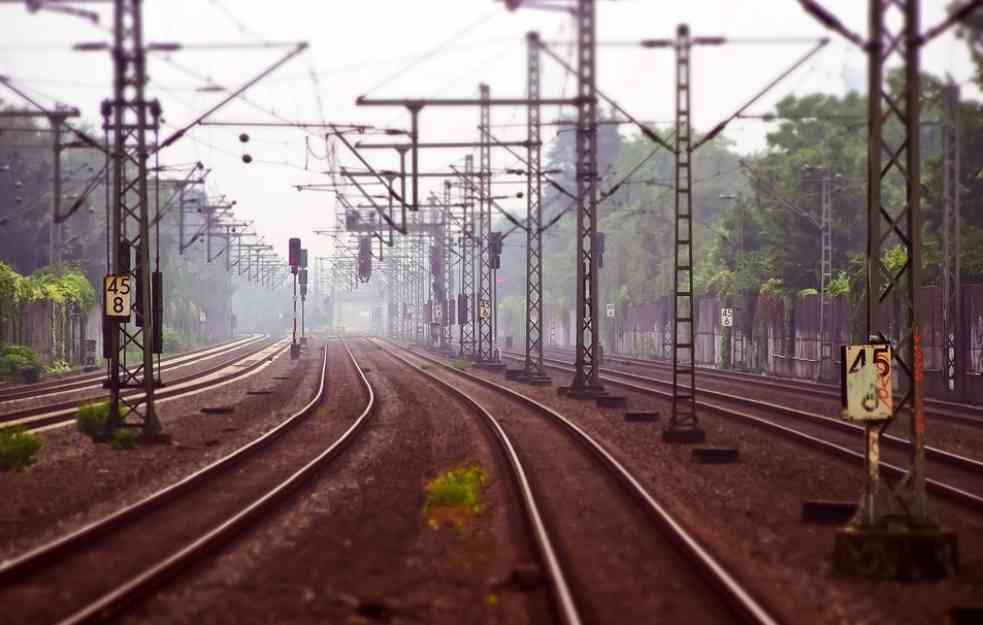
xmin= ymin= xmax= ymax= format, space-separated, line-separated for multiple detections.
xmin=104 ymin=0 xmax=163 ymax=438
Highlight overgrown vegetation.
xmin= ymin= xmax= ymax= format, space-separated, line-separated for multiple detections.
xmin=0 ymin=344 xmax=42 ymax=382
xmin=111 ymin=427 xmax=138 ymax=450
xmin=0 ymin=262 xmax=96 ymax=368
xmin=76 ymin=400 xmax=111 ymax=440
xmin=424 ymin=465 xmax=486 ymax=525
xmin=0 ymin=425 xmax=42 ymax=472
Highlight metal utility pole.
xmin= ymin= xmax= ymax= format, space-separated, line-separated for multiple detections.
xmin=665 ymin=24 xmax=703 ymax=442
xmin=568 ymin=0 xmax=604 ymax=397
xmin=818 ymin=168 xmax=833 ymax=381
xmin=460 ymin=155 xmax=476 ymax=358
xmin=799 ymin=0 xmax=980 ymax=580
xmin=476 ymin=84 xmax=498 ymax=364
xmin=103 ymin=0 xmax=164 ymax=439
xmin=524 ymin=31 xmax=550 ymax=384
xmin=941 ymin=83 xmax=962 ymax=397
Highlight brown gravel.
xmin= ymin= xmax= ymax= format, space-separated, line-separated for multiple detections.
xmin=0 ymin=337 xmax=315 ymax=563
xmin=0 ymin=340 xmax=326 ymax=625
xmin=422 ymin=344 xmax=983 ymax=625
xmin=562 ymin=350 xmax=983 ymax=464
xmin=394 ymin=343 xmax=740 ymax=625
xmin=117 ymin=338 xmax=552 ymax=625
xmin=0 ymin=334 xmax=277 ymax=419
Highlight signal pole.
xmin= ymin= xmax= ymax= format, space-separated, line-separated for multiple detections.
xmin=99 ymin=0 xmax=164 ymax=440
xmin=461 ymin=155 xmax=476 ymax=357
xmin=523 ymin=32 xmax=550 ymax=385
xmin=798 ymin=0 xmax=983 ymax=580
xmin=567 ymin=0 xmax=604 ymax=398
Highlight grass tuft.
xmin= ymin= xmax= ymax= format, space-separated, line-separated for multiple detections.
xmin=76 ymin=400 xmax=110 ymax=440
xmin=424 ymin=465 xmax=486 ymax=518
xmin=110 ymin=427 xmax=138 ymax=450
xmin=450 ymin=359 xmax=472 ymax=370
xmin=0 ymin=425 xmax=42 ymax=472
xmin=76 ymin=401 xmax=129 ymax=442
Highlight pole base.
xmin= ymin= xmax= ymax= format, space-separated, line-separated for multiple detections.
xmin=833 ymin=518 xmax=957 ymax=580
xmin=290 ymin=343 xmax=301 ymax=360
xmin=562 ymin=387 xmax=607 ymax=400
xmin=661 ymin=428 xmax=706 ymax=444
xmin=138 ymin=431 xmax=172 ymax=445
xmin=473 ymin=361 xmax=507 ymax=372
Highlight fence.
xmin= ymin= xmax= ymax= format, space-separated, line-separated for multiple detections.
xmin=582 ymin=284 xmax=982 ymax=404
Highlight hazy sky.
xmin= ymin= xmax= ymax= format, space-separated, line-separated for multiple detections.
xmin=0 ymin=1 xmax=976 ymax=265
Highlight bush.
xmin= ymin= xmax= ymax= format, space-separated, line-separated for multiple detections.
xmin=46 ymin=359 xmax=72 ymax=375
xmin=76 ymin=400 xmax=111 ymax=440
xmin=0 ymin=344 xmax=41 ymax=379
xmin=0 ymin=426 xmax=42 ymax=472
xmin=111 ymin=427 xmax=138 ymax=450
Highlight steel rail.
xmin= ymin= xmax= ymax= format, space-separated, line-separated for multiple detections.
xmin=2 ymin=339 xmax=376 ymax=625
xmin=374 ymin=341 xmax=582 ymax=625
xmin=0 ymin=333 xmax=265 ymax=403
xmin=1 ymin=336 xmax=287 ymax=431
xmin=527 ymin=351 xmax=983 ymax=477
xmin=545 ymin=347 xmax=983 ymax=427
xmin=381 ymin=339 xmax=779 ymax=625
xmin=520 ymin=353 xmax=983 ymax=514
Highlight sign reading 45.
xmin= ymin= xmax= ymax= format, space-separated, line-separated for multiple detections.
xmin=841 ymin=343 xmax=893 ymax=421
xmin=104 ymin=274 xmax=132 ymax=320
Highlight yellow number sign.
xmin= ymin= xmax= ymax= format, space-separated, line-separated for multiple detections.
xmin=842 ymin=344 xmax=893 ymax=421
xmin=104 ymin=274 xmax=132 ymax=319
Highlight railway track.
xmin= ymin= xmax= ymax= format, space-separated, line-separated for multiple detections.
xmin=0 ymin=338 xmax=376 ymax=625
xmin=378 ymin=339 xmax=779 ymax=625
xmin=506 ymin=351 xmax=983 ymax=515
xmin=0 ymin=334 xmax=265 ymax=403
xmin=1 ymin=335 xmax=285 ymax=433
xmin=544 ymin=346 xmax=983 ymax=429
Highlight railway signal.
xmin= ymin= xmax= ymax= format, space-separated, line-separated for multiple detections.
xmin=289 ymin=237 xmax=302 ymax=359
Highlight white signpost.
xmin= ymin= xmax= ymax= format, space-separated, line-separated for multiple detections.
xmin=842 ymin=344 xmax=893 ymax=421
xmin=606 ymin=304 xmax=616 ymax=318
xmin=720 ymin=307 xmax=734 ymax=328
xmin=103 ymin=275 xmax=132 ymax=319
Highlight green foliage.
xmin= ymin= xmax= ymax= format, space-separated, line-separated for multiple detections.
xmin=161 ymin=326 xmax=183 ymax=353
xmin=76 ymin=400 xmax=110 ymax=440
xmin=46 ymin=359 xmax=71 ymax=375
xmin=450 ymin=358 xmax=472 ymax=370
xmin=828 ymin=271 xmax=850 ymax=296
xmin=110 ymin=427 xmax=138 ymax=451
xmin=760 ymin=278 xmax=786 ymax=298
xmin=424 ymin=465 xmax=485 ymax=515
xmin=0 ymin=344 xmax=41 ymax=379
xmin=0 ymin=426 xmax=42 ymax=472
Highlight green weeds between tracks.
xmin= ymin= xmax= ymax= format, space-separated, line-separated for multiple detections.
xmin=110 ymin=427 xmax=138 ymax=450
xmin=424 ymin=465 xmax=486 ymax=528
xmin=450 ymin=358 xmax=472 ymax=370
xmin=0 ymin=425 xmax=42 ymax=472
xmin=76 ymin=400 xmax=111 ymax=440
xmin=76 ymin=400 xmax=131 ymax=446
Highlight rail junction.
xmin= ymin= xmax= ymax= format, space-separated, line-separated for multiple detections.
xmin=1 ymin=1 xmax=983 ymax=624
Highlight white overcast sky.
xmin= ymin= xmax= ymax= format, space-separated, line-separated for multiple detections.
xmin=1 ymin=1 xmax=976 ymax=264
